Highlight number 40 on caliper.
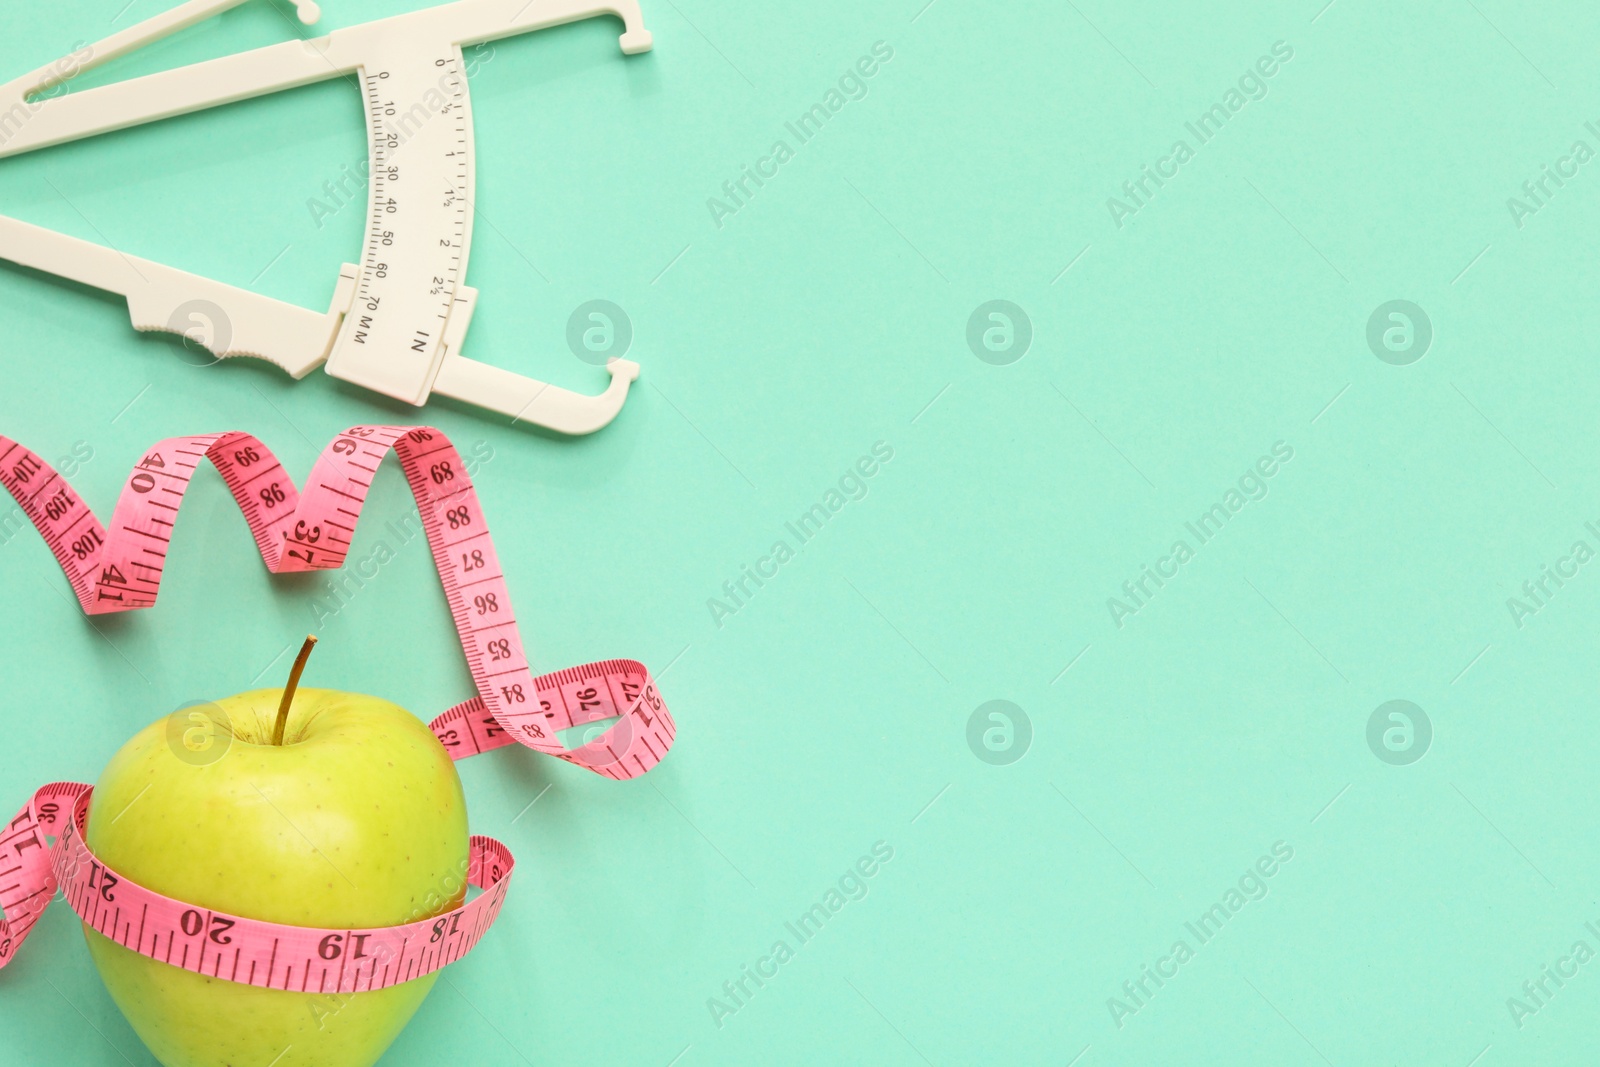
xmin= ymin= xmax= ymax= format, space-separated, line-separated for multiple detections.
xmin=0 ymin=0 xmax=653 ymax=434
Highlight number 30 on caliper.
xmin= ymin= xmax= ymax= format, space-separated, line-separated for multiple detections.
xmin=0 ymin=0 xmax=652 ymax=434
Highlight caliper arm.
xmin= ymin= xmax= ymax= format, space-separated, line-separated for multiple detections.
xmin=0 ymin=215 xmax=350 ymax=377
xmin=0 ymin=0 xmax=650 ymax=435
xmin=0 ymin=0 xmax=336 ymax=160
xmin=0 ymin=0 xmax=648 ymax=159
xmin=424 ymin=287 xmax=639 ymax=435
xmin=434 ymin=351 xmax=640 ymax=436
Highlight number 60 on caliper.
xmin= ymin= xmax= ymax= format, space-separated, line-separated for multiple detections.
xmin=0 ymin=0 xmax=653 ymax=434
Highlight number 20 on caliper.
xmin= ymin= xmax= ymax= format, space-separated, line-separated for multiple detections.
xmin=0 ymin=0 xmax=653 ymax=434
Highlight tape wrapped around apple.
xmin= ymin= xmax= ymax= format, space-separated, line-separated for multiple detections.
xmin=85 ymin=636 xmax=469 ymax=1067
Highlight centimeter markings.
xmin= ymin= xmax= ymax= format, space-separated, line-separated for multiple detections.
xmin=11 ymin=784 xmax=517 ymax=994
xmin=357 ymin=66 xmax=397 ymax=325
xmin=362 ymin=67 xmax=386 ymax=298
xmin=0 ymin=425 xmax=676 ymax=988
xmin=0 ymin=426 xmax=675 ymax=773
xmin=344 ymin=51 xmax=472 ymax=384
xmin=0 ymin=781 xmax=75 ymax=957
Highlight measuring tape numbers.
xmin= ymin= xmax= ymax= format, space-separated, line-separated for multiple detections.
xmin=0 ymin=425 xmax=674 ymax=987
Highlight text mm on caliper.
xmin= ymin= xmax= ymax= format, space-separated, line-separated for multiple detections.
xmin=0 ymin=0 xmax=653 ymax=434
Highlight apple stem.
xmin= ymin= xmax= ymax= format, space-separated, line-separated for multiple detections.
xmin=271 ymin=635 xmax=318 ymax=746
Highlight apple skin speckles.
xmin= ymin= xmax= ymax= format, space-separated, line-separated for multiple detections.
xmin=84 ymin=686 xmax=469 ymax=1067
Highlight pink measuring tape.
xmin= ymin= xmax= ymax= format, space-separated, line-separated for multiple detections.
xmin=0 ymin=425 xmax=675 ymax=991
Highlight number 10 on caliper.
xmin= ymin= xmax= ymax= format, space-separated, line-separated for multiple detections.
xmin=0 ymin=0 xmax=653 ymax=434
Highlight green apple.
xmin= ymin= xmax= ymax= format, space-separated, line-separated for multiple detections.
xmin=83 ymin=638 xmax=469 ymax=1067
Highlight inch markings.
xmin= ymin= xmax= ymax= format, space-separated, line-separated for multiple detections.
xmin=0 ymin=426 xmax=674 ymax=774
xmin=0 ymin=784 xmax=516 ymax=994
xmin=0 ymin=424 xmax=676 ymax=989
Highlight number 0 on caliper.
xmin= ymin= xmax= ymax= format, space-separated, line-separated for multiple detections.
xmin=0 ymin=0 xmax=652 ymax=434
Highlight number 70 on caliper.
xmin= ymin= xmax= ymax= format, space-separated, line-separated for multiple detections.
xmin=0 ymin=0 xmax=654 ymax=435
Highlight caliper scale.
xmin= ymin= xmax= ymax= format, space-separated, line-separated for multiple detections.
xmin=338 ymin=39 xmax=476 ymax=405
xmin=0 ymin=0 xmax=652 ymax=434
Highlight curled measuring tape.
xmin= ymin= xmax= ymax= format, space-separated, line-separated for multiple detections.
xmin=0 ymin=425 xmax=674 ymax=988
xmin=7 ymin=783 xmax=514 ymax=993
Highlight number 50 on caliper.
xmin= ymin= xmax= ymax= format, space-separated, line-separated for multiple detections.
xmin=0 ymin=0 xmax=653 ymax=434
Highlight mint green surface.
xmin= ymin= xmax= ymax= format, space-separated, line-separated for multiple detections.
xmin=1 ymin=1 xmax=1598 ymax=1063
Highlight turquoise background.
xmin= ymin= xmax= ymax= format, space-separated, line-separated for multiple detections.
xmin=2 ymin=0 xmax=1600 ymax=1063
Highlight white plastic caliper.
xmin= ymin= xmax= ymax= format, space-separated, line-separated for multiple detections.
xmin=0 ymin=0 xmax=651 ymax=434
